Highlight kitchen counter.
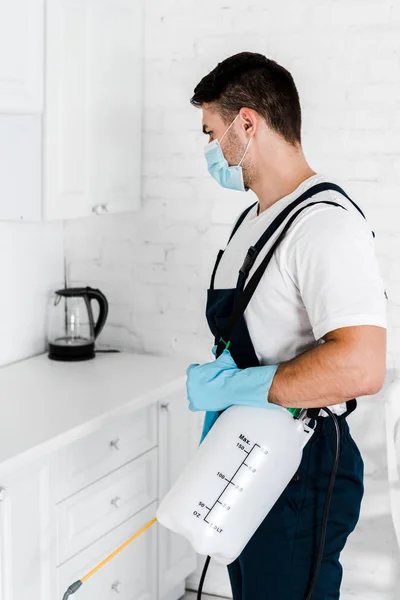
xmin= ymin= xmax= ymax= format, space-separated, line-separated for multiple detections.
xmin=0 ymin=351 xmax=190 ymax=473
xmin=0 ymin=351 xmax=197 ymax=600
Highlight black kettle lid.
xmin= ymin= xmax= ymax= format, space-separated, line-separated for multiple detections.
xmin=55 ymin=286 xmax=99 ymax=298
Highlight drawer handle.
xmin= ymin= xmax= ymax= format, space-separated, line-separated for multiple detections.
xmin=111 ymin=580 xmax=122 ymax=593
xmin=161 ymin=402 xmax=170 ymax=411
xmin=92 ymin=203 xmax=109 ymax=215
xmin=111 ymin=496 xmax=122 ymax=509
xmin=110 ymin=438 xmax=121 ymax=451
xmin=0 ymin=487 xmax=6 ymax=502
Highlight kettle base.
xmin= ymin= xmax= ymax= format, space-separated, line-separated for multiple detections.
xmin=48 ymin=342 xmax=96 ymax=362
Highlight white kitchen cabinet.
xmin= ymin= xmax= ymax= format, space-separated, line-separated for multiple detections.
xmin=0 ymin=0 xmax=44 ymax=112
xmin=0 ymin=460 xmax=53 ymax=600
xmin=0 ymin=353 xmax=196 ymax=600
xmin=45 ymin=0 xmax=143 ymax=220
xmin=0 ymin=115 xmax=42 ymax=221
xmin=158 ymin=393 xmax=197 ymax=600
xmin=0 ymin=0 xmax=142 ymax=222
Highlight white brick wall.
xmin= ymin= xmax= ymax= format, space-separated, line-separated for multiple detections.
xmin=65 ymin=0 xmax=400 ymax=369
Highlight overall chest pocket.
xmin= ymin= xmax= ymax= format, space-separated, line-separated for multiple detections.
xmin=206 ymin=287 xmax=259 ymax=369
xmin=206 ymin=287 xmax=235 ymax=336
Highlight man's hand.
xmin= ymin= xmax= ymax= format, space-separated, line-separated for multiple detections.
xmin=268 ymin=325 xmax=386 ymax=409
xmin=186 ymin=349 xmax=278 ymax=412
xmin=187 ymin=349 xmax=239 ymax=412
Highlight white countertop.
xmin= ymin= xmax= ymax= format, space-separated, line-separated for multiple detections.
xmin=0 ymin=352 xmax=190 ymax=473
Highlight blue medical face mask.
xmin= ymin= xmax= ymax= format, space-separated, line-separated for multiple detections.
xmin=204 ymin=114 xmax=252 ymax=192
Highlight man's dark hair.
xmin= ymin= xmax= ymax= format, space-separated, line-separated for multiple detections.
xmin=191 ymin=52 xmax=301 ymax=145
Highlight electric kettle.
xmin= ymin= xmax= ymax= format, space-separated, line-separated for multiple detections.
xmin=47 ymin=286 xmax=109 ymax=361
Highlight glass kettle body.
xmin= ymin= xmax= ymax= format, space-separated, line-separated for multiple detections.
xmin=47 ymin=287 xmax=109 ymax=361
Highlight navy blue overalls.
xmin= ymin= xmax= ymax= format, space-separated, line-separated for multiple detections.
xmin=206 ymin=183 xmax=365 ymax=600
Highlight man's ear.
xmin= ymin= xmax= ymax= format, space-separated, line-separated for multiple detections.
xmin=239 ymin=108 xmax=257 ymax=136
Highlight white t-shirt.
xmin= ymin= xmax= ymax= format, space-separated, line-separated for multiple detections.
xmin=213 ymin=174 xmax=387 ymax=416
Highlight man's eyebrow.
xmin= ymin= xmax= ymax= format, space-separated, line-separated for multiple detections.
xmin=202 ymin=124 xmax=211 ymax=134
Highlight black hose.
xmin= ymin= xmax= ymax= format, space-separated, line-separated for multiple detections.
xmin=197 ymin=555 xmax=211 ymax=600
xmin=303 ymin=408 xmax=340 ymax=600
xmin=196 ymin=409 xmax=341 ymax=600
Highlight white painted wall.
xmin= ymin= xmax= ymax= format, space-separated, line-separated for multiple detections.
xmin=0 ymin=220 xmax=64 ymax=367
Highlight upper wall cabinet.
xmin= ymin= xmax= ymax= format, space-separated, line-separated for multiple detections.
xmin=0 ymin=0 xmax=44 ymax=112
xmin=45 ymin=0 xmax=143 ymax=220
xmin=0 ymin=115 xmax=42 ymax=221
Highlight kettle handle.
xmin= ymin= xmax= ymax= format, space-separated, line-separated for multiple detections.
xmin=86 ymin=288 xmax=109 ymax=339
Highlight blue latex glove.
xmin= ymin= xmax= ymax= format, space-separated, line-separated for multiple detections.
xmin=198 ymin=346 xmax=219 ymax=444
xmin=199 ymin=410 xmax=219 ymax=444
xmin=187 ymin=348 xmax=278 ymax=413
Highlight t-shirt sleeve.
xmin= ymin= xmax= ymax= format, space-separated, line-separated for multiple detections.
xmin=283 ymin=205 xmax=387 ymax=340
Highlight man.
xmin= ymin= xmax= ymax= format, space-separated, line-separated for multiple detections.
xmin=186 ymin=52 xmax=386 ymax=599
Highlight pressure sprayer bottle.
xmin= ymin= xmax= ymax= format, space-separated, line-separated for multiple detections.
xmin=157 ymin=403 xmax=314 ymax=564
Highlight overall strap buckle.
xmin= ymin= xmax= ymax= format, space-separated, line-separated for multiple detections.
xmin=239 ymin=246 xmax=259 ymax=278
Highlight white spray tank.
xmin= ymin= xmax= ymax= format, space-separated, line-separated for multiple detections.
xmin=157 ymin=403 xmax=314 ymax=565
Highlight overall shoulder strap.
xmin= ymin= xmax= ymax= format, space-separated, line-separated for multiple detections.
xmin=209 ymin=201 xmax=257 ymax=290
xmin=212 ymin=183 xmax=367 ymax=294
xmin=237 ymin=183 xmax=368 ymax=287
xmin=228 ymin=201 xmax=258 ymax=242
xmin=217 ymin=197 xmax=347 ymax=354
xmin=229 ymin=184 xmax=366 ymax=252
xmin=252 ymin=183 xmax=365 ymax=255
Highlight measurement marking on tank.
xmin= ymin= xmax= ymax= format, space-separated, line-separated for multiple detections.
xmin=237 ymin=442 xmax=249 ymax=452
xmin=239 ymin=434 xmax=251 ymax=445
xmin=203 ymin=521 xmax=223 ymax=533
xmin=203 ymin=443 xmax=261 ymax=526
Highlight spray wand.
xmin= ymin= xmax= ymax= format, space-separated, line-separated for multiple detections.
xmin=62 ymin=517 xmax=157 ymax=599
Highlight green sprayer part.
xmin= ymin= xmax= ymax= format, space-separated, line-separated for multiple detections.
xmin=286 ymin=407 xmax=302 ymax=418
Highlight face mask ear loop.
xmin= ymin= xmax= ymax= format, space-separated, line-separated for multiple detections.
xmin=238 ymin=137 xmax=252 ymax=166
xmin=219 ymin=113 xmax=240 ymax=144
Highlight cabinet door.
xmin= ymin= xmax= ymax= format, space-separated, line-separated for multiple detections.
xmin=45 ymin=0 xmax=143 ymax=220
xmin=0 ymin=115 xmax=42 ymax=221
xmin=0 ymin=0 xmax=44 ymax=112
xmin=0 ymin=461 xmax=53 ymax=600
xmin=158 ymin=391 xmax=197 ymax=599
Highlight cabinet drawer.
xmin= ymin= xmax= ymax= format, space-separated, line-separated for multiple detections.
xmin=57 ymin=503 xmax=157 ymax=600
xmin=54 ymin=404 xmax=157 ymax=501
xmin=57 ymin=449 xmax=157 ymax=565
